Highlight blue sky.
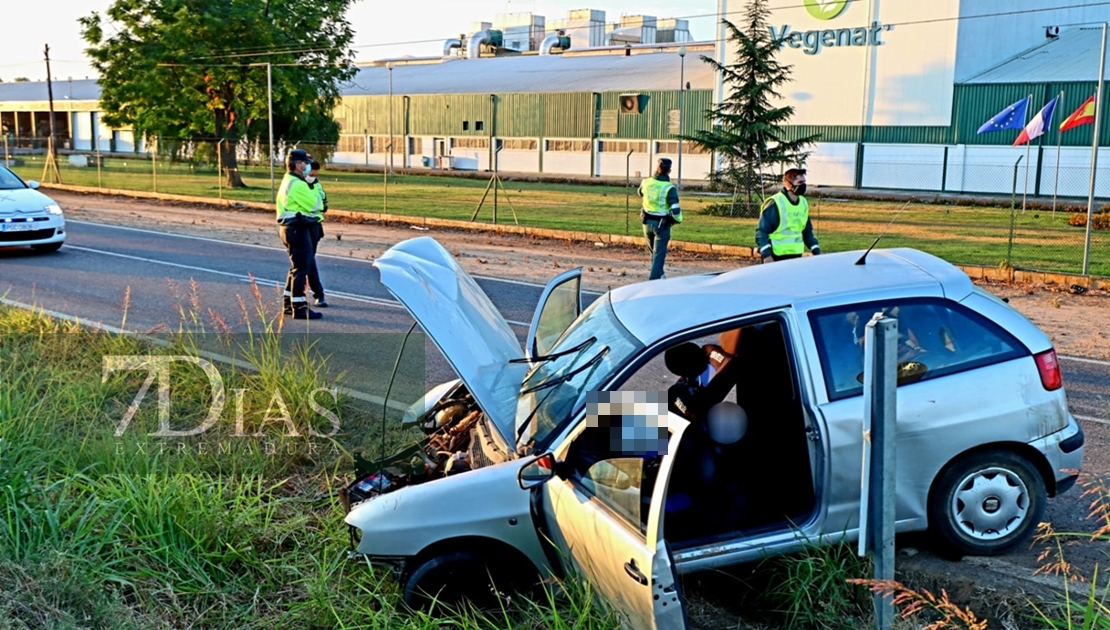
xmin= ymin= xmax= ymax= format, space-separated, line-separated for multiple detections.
xmin=8 ymin=1 xmax=718 ymax=82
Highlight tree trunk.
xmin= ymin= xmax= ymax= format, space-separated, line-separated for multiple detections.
xmin=215 ymin=108 xmax=246 ymax=188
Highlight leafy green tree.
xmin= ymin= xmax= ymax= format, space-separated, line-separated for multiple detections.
xmin=80 ymin=0 xmax=356 ymax=187
xmin=684 ymin=0 xmax=819 ymax=216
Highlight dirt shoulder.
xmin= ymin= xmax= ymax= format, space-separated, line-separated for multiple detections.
xmin=55 ymin=189 xmax=1110 ymax=361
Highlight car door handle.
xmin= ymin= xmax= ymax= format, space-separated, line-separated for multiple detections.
xmin=624 ymin=559 xmax=648 ymax=585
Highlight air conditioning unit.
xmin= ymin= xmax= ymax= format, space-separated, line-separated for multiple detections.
xmin=619 ymin=93 xmax=643 ymax=114
xmin=1046 ymin=26 xmax=1060 ymax=38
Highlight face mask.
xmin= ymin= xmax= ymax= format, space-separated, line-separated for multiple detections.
xmin=791 ymin=183 xmax=807 ymax=196
xmin=305 ymin=175 xmax=316 ymax=184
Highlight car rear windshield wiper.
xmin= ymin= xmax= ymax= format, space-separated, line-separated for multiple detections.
xmin=521 ymin=347 xmax=608 ymax=395
xmin=509 ymin=337 xmax=596 ymax=364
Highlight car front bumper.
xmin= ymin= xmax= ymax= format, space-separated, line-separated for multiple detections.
xmin=0 ymin=216 xmax=65 ymax=246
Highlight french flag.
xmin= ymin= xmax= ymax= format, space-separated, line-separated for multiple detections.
xmin=1013 ymin=96 xmax=1059 ymax=147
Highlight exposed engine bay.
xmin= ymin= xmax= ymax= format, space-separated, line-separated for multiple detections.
xmin=340 ymin=384 xmax=509 ymax=514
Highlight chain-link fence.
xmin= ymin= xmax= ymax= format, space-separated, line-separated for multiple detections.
xmin=4 ymin=137 xmax=1108 ymax=278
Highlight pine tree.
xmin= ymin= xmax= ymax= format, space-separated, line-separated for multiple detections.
xmin=684 ymin=0 xmax=819 ymax=216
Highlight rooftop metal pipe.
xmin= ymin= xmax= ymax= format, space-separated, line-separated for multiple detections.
xmin=443 ymin=38 xmax=463 ymax=57
xmin=467 ymin=30 xmax=490 ymax=59
xmin=538 ymin=34 xmax=570 ymax=55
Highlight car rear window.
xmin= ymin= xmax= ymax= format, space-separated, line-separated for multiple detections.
xmin=809 ymin=298 xmax=1028 ymax=401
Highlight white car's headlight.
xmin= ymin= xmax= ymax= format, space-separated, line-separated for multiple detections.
xmin=44 ymin=203 xmax=63 ymax=216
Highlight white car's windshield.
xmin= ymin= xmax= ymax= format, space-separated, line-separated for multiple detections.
xmin=0 ymin=167 xmax=27 ymax=190
xmin=515 ymin=295 xmax=642 ymax=452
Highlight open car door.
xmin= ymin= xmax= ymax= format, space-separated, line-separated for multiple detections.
xmin=541 ymin=411 xmax=689 ymax=629
xmin=527 ymin=267 xmax=583 ymax=360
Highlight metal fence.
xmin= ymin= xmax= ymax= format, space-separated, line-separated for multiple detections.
xmin=4 ymin=138 xmax=1108 ymax=278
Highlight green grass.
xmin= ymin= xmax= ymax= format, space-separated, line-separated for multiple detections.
xmin=0 ymin=299 xmax=626 ymax=630
xmin=11 ymin=155 xmax=1110 ymax=277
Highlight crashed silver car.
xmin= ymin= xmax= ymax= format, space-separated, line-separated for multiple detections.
xmin=343 ymin=237 xmax=1084 ymax=626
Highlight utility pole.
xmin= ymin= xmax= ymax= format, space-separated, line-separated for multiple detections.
xmin=42 ymin=44 xmax=61 ymax=184
xmin=267 ymin=62 xmax=275 ymax=202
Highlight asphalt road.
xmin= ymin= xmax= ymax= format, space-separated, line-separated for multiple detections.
xmin=2 ymin=219 xmax=1109 ymax=579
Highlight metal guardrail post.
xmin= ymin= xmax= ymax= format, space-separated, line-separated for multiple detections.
xmin=859 ymin=313 xmax=897 ymax=630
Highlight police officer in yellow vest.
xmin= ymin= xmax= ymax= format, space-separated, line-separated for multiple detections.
xmin=277 ymin=149 xmax=323 ymax=320
xmin=755 ymin=168 xmax=820 ymax=263
xmin=639 ymin=157 xmax=683 ymax=280
xmin=304 ymin=160 xmax=328 ymax=308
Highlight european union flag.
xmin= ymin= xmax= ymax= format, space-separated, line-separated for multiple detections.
xmin=977 ymin=97 xmax=1030 ymax=134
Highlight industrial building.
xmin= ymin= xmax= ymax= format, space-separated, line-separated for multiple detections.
xmin=2 ymin=1 xmax=1109 ymax=196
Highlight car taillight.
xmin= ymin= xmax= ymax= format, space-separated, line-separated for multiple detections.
xmin=1034 ymin=349 xmax=1063 ymax=391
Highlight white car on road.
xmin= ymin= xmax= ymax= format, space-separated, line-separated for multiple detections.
xmin=0 ymin=165 xmax=65 ymax=253
xmin=343 ymin=237 xmax=1083 ymax=628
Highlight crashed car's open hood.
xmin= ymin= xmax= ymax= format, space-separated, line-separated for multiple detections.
xmin=374 ymin=237 xmax=528 ymax=445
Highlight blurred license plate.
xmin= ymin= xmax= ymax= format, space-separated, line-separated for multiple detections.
xmin=0 ymin=223 xmax=37 ymax=232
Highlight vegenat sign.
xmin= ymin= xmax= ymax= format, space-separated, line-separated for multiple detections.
xmin=770 ymin=0 xmax=895 ymax=55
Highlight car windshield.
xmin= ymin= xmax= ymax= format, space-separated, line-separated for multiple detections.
xmin=515 ymin=295 xmax=643 ymax=453
xmin=0 ymin=167 xmax=27 ymax=190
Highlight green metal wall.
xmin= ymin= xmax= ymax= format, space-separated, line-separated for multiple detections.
xmin=336 ymin=82 xmax=1110 ymax=147
xmin=336 ymin=89 xmax=711 ymax=140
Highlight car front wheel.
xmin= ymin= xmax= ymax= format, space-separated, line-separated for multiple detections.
xmin=401 ymin=551 xmax=507 ymax=612
xmin=929 ymin=450 xmax=1046 ymax=557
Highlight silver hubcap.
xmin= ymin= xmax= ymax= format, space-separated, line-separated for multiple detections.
xmin=951 ymin=466 xmax=1029 ymax=541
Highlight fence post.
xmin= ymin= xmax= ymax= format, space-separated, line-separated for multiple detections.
xmin=3 ymin=133 xmax=8 ymax=167
xmin=626 ymin=149 xmax=634 ymax=235
xmin=1008 ymin=156 xmax=1023 ymax=268
xmin=858 ymin=313 xmax=898 ymax=630
xmin=151 ymin=136 xmax=157 ymax=193
xmin=854 ymin=142 xmax=865 ymax=189
xmin=940 ymin=146 xmax=948 ymax=193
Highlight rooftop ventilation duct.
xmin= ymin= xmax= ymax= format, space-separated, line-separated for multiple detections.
xmin=466 ymin=29 xmax=502 ymax=58
xmin=539 ymin=33 xmax=571 ymax=55
xmin=604 ymin=26 xmax=643 ymax=46
xmin=443 ymin=38 xmax=463 ymax=56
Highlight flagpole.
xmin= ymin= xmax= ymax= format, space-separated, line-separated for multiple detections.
xmin=1053 ymin=90 xmax=1064 ymax=218
xmin=1023 ymin=94 xmax=1032 ymax=213
xmin=1082 ymin=22 xmax=1107 ymax=276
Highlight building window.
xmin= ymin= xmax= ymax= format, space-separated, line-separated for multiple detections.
xmin=598 ymin=140 xmax=648 ymax=153
xmin=451 ymin=137 xmax=489 ymax=149
xmin=545 ymin=139 xmax=591 ymax=152
xmin=654 ymin=141 xmax=709 ymax=155
xmin=462 ymin=121 xmax=470 ymax=131
xmin=408 ymin=137 xmax=422 ymax=154
xmin=369 ymin=136 xmax=400 ymax=154
xmin=500 ymin=138 xmax=538 ymax=151
xmin=475 ymin=121 xmax=484 ymax=131
xmin=337 ymin=135 xmax=366 ymax=153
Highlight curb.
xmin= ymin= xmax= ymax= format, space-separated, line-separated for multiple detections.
xmin=46 ymin=183 xmax=1105 ymax=289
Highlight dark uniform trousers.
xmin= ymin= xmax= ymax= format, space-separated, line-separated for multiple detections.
xmin=307 ymin=222 xmax=325 ymax=301
xmin=280 ymin=221 xmax=316 ymax=311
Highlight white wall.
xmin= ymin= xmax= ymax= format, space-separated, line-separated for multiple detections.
xmin=1038 ymin=147 xmax=1110 ymax=199
xmin=448 ymin=149 xmax=484 ymax=171
xmin=497 ymin=150 xmax=539 ymax=173
xmin=543 ymin=150 xmax=590 ymax=175
xmin=598 ymin=152 xmax=651 ymax=179
xmin=115 ymin=130 xmax=136 ymax=153
xmin=804 ymin=143 xmax=857 ymax=187
xmin=945 ymin=145 xmax=1042 ymax=195
xmin=332 ymin=151 xmax=366 ymax=165
xmin=92 ymin=113 xmax=111 ymax=152
xmin=863 ymin=144 xmax=946 ymax=190
xmin=753 ymin=0 xmax=959 ymax=126
xmin=71 ymin=112 xmax=92 ymax=151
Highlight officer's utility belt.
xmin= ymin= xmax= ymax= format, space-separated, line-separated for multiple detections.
xmin=641 ymin=209 xmax=670 ymax=225
xmin=277 ymin=213 xmax=320 ymax=227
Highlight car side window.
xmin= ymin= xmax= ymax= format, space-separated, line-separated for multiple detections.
xmin=578 ymin=458 xmax=648 ymax=531
xmin=810 ymin=299 xmax=1027 ymax=401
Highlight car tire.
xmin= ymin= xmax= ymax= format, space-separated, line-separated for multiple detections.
xmin=401 ymin=550 xmax=506 ymax=613
xmin=32 ymin=242 xmax=63 ymax=253
xmin=929 ymin=450 xmax=1046 ymax=557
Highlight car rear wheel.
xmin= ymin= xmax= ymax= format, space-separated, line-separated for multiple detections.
xmin=32 ymin=242 xmax=63 ymax=253
xmin=929 ymin=450 xmax=1046 ymax=557
xmin=401 ymin=551 xmax=507 ymax=613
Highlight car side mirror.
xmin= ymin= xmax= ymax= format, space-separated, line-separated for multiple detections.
xmin=27 ymin=181 xmax=40 ymax=190
xmin=518 ymin=453 xmax=557 ymax=490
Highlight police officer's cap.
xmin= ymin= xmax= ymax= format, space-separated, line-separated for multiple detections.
xmin=285 ymin=149 xmax=312 ymax=171
xmin=657 ymin=158 xmax=673 ymax=171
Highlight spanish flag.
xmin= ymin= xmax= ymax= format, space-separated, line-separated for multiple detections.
xmin=1059 ymin=95 xmax=1096 ymax=132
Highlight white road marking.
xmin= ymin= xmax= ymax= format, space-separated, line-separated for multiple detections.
xmin=1077 ymin=414 xmax=1110 ymax=426
xmin=67 ymin=219 xmax=602 ymax=294
xmin=0 ymin=297 xmax=128 ymax=333
xmin=1060 ymin=355 xmax=1110 ymax=368
xmin=64 ymin=244 xmax=531 ymax=327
